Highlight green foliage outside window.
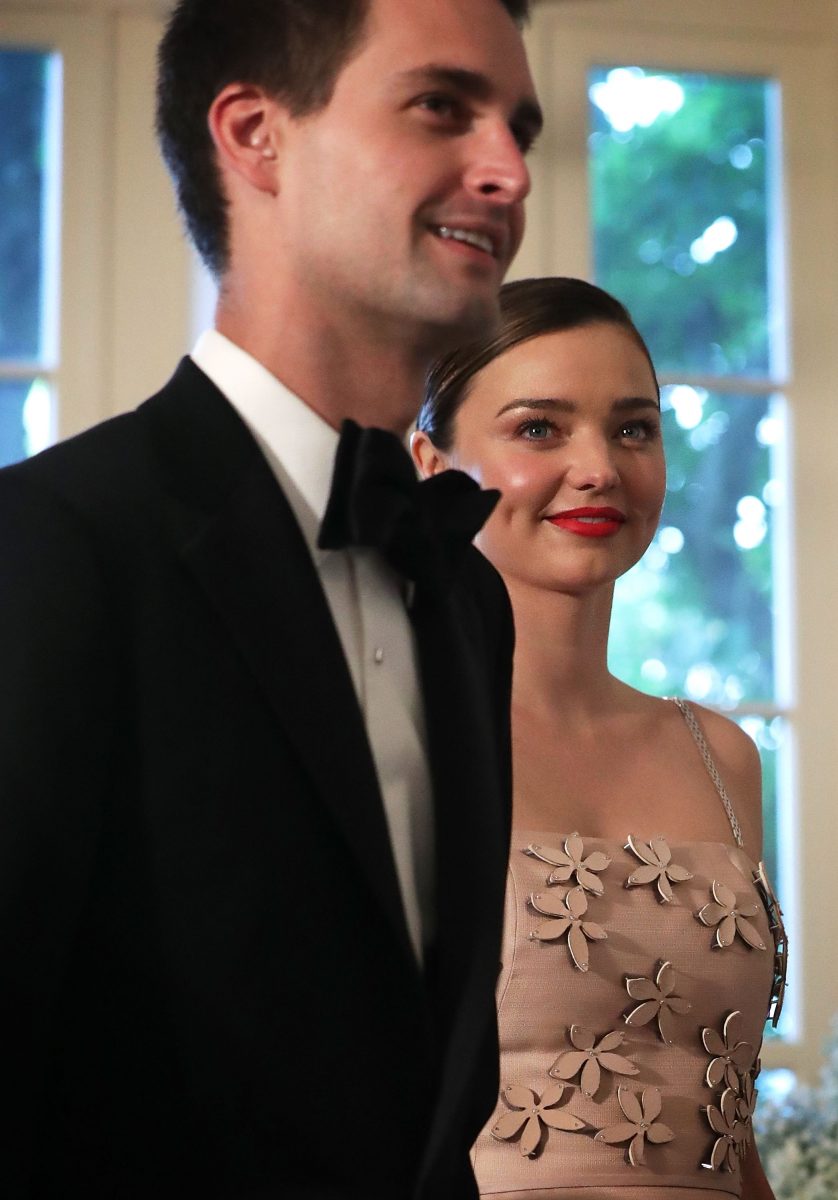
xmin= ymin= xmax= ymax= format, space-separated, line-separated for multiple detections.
xmin=588 ymin=69 xmax=785 ymax=901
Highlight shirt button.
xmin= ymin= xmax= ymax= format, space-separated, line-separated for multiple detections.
xmin=373 ymin=647 xmax=384 ymax=664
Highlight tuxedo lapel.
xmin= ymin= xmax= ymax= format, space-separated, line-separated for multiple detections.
xmin=412 ymin=577 xmax=511 ymax=1180
xmin=141 ymin=361 xmax=417 ymax=965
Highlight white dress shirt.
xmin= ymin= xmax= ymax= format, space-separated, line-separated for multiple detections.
xmin=191 ymin=330 xmax=434 ymax=961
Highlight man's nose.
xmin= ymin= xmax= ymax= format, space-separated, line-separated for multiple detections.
xmin=463 ymin=121 xmax=531 ymax=205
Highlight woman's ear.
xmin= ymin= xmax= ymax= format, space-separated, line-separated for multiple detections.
xmin=411 ymin=430 xmax=451 ymax=478
xmin=208 ymin=83 xmax=281 ymax=195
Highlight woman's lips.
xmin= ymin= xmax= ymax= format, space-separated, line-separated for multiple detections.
xmin=545 ymin=507 xmax=626 ymax=538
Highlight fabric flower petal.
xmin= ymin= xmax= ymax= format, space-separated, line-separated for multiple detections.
xmin=618 ymin=1088 xmax=644 ymax=1125
xmin=596 ymin=1030 xmax=626 ymax=1053
xmin=565 ymin=833 xmax=585 ymax=863
xmin=626 ymin=865 xmax=660 ymax=887
xmin=597 ymin=1051 xmax=638 ymax=1076
xmin=649 ymin=837 xmax=671 ymax=866
xmin=581 ymin=920 xmax=607 ymax=941
xmin=734 ymin=915 xmax=766 ymax=950
xmin=580 ymin=1056 xmax=601 ymax=1098
xmin=703 ymin=1028 xmax=726 ymax=1056
xmin=550 ymin=1050 xmax=589 ymax=1080
xmin=570 ymin=1024 xmax=595 ymax=1051
xmin=657 ymin=1006 xmax=677 ymax=1045
xmin=502 ymin=1085 xmax=536 ymax=1110
xmin=625 ymin=834 xmax=656 ymax=866
xmin=566 ymin=887 xmax=588 ymax=919
xmin=647 ymin=1121 xmax=675 ymax=1145
xmin=625 ymin=1000 xmax=659 ymax=1027
xmin=567 ymin=923 xmax=591 ymax=971
xmin=712 ymin=880 xmax=737 ymax=909
xmin=698 ymin=901 xmax=728 ymax=927
xmin=577 ymin=867 xmax=605 ymax=895
xmin=531 ymin=918 xmax=572 ymax=942
xmin=595 ymin=1122 xmax=638 ymax=1145
xmin=541 ymin=1108 xmax=586 ymax=1132
xmin=628 ymin=1131 xmax=646 ymax=1166
xmin=715 ymin=913 xmax=738 ymax=947
xmin=667 ymin=864 xmax=694 ymax=882
xmin=641 ymin=1087 xmax=662 ymax=1122
xmin=519 ymin=1114 xmax=542 ymax=1158
xmin=626 ymin=977 xmax=659 ymax=1001
xmin=530 ymin=891 xmax=571 ymax=917
xmin=541 ymin=1081 xmax=569 ymax=1108
xmin=492 ymin=1110 xmax=529 ymax=1141
xmin=584 ymin=851 xmax=612 ymax=873
xmin=657 ymin=874 xmax=674 ymax=903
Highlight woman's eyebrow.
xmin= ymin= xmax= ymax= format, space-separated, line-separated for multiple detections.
xmin=495 ymin=396 xmax=660 ymax=419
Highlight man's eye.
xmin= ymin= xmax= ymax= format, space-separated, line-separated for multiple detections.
xmin=511 ymin=124 xmax=536 ymax=154
xmin=419 ymin=93 xmax=462 ymax=119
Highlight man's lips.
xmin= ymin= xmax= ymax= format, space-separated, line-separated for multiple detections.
xmin=430 ymin=222 xmax=506 ymax=261
xmin=545 ymin=507 xmax=626 ymax=538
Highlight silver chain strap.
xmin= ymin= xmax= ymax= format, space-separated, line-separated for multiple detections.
xmin=672 ymin=697 xmax=744 ymax=848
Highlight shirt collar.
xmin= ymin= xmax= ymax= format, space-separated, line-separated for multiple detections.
xmin=190 ymin=330 xmax=339 ymax=560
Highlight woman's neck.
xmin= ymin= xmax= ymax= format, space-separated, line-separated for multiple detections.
xmin=506 ymin=578 xmax=624 ymax=724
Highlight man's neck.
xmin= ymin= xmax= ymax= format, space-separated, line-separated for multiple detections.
xmin=216 ymin=300 xmax=437 ymax=437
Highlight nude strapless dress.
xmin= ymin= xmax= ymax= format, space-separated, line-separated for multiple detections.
xmin=472 ymin=701 xmax=786 ymax=1200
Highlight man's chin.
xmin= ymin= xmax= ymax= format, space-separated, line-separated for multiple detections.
xmin=416 ymin=289 xmax=502 ymax=356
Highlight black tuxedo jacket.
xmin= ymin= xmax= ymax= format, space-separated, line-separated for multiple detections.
xmin=0 ymin=360 xmax=513 ymax=1199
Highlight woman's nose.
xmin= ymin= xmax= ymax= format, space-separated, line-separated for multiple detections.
xmin=565 ymin=436 xmax=620 ymax=492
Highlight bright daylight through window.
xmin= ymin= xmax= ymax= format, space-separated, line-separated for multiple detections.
xmin=589 ymin=67 xmax=790 ymax=959
xmin=0 ymin=47 xmax=60 ymax=467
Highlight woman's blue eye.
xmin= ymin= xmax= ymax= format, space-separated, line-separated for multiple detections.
xmin=620 ymin=419 xmax=659 ymax=442
xmin=520 ymin=420 xmax=554 ymax=440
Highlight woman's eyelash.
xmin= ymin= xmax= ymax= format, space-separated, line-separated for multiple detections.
xmin=516 ymin=418 xmax=557 ymax=440
xmin=620 ymin=418 xmax=661 ymax=441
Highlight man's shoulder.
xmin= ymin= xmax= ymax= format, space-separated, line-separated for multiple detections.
xmin=0 ymin=357 xmax=236 ymax=519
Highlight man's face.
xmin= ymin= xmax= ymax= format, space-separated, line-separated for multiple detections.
xmin=272 ymin=0 xmax=541 ymax=348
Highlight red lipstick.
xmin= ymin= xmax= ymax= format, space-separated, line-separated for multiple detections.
xmin=546 ymin=506 xmax=626 ymax=538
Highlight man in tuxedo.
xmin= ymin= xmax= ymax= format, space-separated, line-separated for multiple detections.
xmin=0 ymin=0 xmax=541 ymax=1195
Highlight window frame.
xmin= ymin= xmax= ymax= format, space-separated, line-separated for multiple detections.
xmin=0 ymin=4 xmax=191 ymax=442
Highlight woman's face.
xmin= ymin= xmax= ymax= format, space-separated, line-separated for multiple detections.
xmin=418 ymin=321 xmax=666 ymax=596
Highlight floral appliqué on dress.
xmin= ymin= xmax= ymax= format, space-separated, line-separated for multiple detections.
xmin=526 ymin=835 xmax=611 ymax=895
xmin=624 ymin=834 xmax=693 ymax=902
xmin=529 ymin=886 xmax=607 ymax=972
xmin=549 ymin=1025 xmax=638 ymax=1098
xmin=698 ymin=880 xmax=766 ymax=951
xmin=492 ymin=1082 xmax=586 ymax=1157
xmin=625 ymin=960 xmax=692 ymax=1045
xmin=594 ymin=1086 xmax=675 ymax=1166
xmin=702 ymin=1011 xmax=755 ymax=1090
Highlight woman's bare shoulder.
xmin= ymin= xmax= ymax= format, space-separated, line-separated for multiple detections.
xmin=680 ymin=700 xmax=764 ymax=857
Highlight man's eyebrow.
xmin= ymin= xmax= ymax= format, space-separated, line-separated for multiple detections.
xmin=397 ymin=64 xmax=544 ymax=140
xmin=495 ymin=396 xmax=660 ymax=418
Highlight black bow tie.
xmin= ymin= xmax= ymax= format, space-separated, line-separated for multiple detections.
xmin=317 ymin=419 xmax=499 ymax=596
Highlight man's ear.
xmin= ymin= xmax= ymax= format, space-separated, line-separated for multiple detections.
xmin=208 ymin=83 xmax=281 ymax=194
xmin=411 ymin=430 xmax=452 ymax=478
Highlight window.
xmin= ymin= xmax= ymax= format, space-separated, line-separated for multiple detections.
xmin=0 ymin=5 xmax=193 ymax=452
xmin=0 ymin=47 xmax=60 ymax=466
xmin=589 ymin=68 xmax=789 ymax=905
xmin=518 ymin=0 xmax=838 ymax=1082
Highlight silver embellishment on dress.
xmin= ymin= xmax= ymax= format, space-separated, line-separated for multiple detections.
xmin=672 ymin=697 xmax=744 ymax=848
xmin=752 ymin=860 xmax=788 ymax=1026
